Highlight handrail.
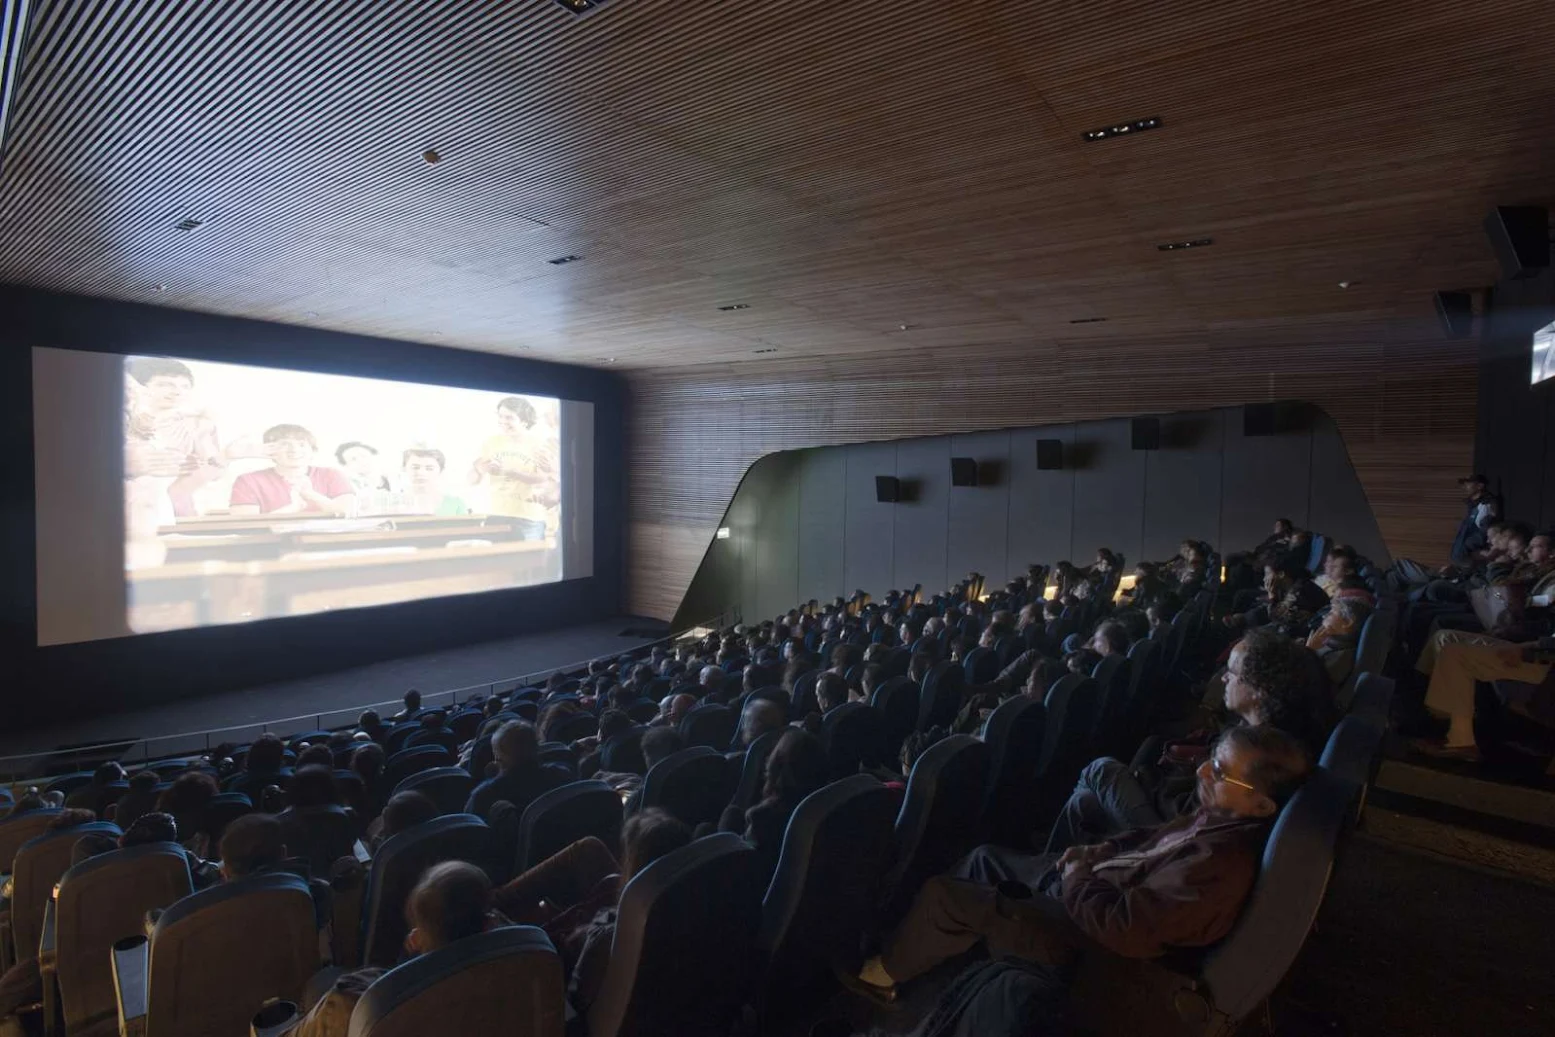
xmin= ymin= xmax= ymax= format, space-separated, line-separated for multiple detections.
xmin=0 ymin=612 xmax=729 ymax=780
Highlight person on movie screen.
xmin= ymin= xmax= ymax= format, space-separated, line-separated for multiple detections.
xmin=402 ymin=446 xmax=470 ymax=516
xmin=469 ymin=396 xmax=554 ymax=540
xmin=229 ymin=424 xmax=357 ymax=516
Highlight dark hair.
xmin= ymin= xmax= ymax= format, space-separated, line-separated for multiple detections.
xmin=496 ymin=396 xmax=538 ymax=426
xmin=121 ymin=812 xmax=178 ymax=848
xmin=126 ymin=357 xmax=193 ymax=385
xmin=245 ymin=733 xmax=286 ymax=774
xmin=830 ymin=643 xmax=862 ymax=672
xmin=1092 ymin=620 xmax=1130 ymax=656
xmin=156 ymin=771 xmax=217 ymax=821
xmin=92 ymin=762 xmax=126 ymax=786
xmin=1505 ymin=520 xmax=1535 ymax=545
xmin=220 ymin=814 xmax=286 ymax=877
xmin=72 ymin=832 xmax=119 ymax=866
xmin=1326 ymin=545 xmax=1358 ymax=571
xmin=380 ymin=791 xmax=440 ymax=841
xmin=900 ymin=726 xmax=948 ymax=774
xmin=619 ymin=809 xmax=692 ymax=885
xmin=47 ymin=808 xmax=98 ymax=831
xmin=128 ymin=769 xmax=160 ymax=791
xmin=262 ymin=424 xmax=317 ymax=449
xmin=407 ymin=861 xmax=491 ymax=952
xmin=1266 ymin=556 xmax=1310 ymax=582
xmin=404 ymin=689 xmax=423 ymax=710
xmin=359 ymin=710 xmax=383 ymax=733
xmin=1220 ymin=725 xmax=1312 ymax=806
xmin=402 ymin=447 xmax=447 ymax=471
xmin=760 ymin=729 xmax=828 ymax=805
xmin=597 ymin=709 xmax=632 ymax=741
xmin=422 ymin=710 xmax=446 ymax=731
xmin=351 ymin=743 xmax=385 ymax=784
xmin=1274 ymin=518 xmax=1294 ymax=532
xmin=640 ymin=727 xmax=684 ymax=770
xmin=288 ymin=765 xmax=339 ymax=809
xmin=296 ymin=744 xmax=333 ymax=770
xmin=537 ymin=702 xmax=581 ymax=744
xmin=335 ymin=441 xmax=378 ymax=464
xmin=814 ymin=672 xmax=849 ymax=713
xmin=1149 ymin=592 xmax=1183 ymax=624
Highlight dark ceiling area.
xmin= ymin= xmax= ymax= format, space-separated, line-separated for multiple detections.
xmin=0 ymin=0 xmax=1551 ymax=369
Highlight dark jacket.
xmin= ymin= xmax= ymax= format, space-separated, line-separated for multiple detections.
xmin=1451 ymin=493 xmax=1500 ymax=565
xmin=464 ymin=762 xmax=568 ymax=821
xmin=1060 ymin=808 xmax=1269 ymax=959
xmin=743 ymin=796 xmax=800 ymax=887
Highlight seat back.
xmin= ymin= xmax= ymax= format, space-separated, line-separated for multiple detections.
xmin=1347 ymin=673 xmax=1394 ymax=730
xmin=1319 ymin=717 xmax=1384 ymax=818
xmin=381 ymin=746 xmax=455 ymax=793
xmin=588 ymin=833 xmax=761 ymax=1037
xmin=1039 ymin=675 xmax=1101 ymax=785
xmin=978 ymin=696 xmax=1046 ymax=844
xmin=0 ymin=810 xmax=61 ymax=872
xmin=639 ymin=747 xmax=733 ymax=828
xmin=870 ymin=676 xmax=920 ymax=763
xmin=624 ymin=699 xmax=660 ymax=725
xmin=884 ymin=735 xmax=990 ymax=922
xmin=1198 ymin=767 xmax=1355 ymax=1023
xmin=790 ymin=670 xmax=823 ymax=717
xmin=1340 ymin=611 xmax=1396 ymax=710
xmin=1119 ymin=639 xmax=1164 ymax=750
xmin=600 ymin=726 xmax=649 ymax=775
xmin=917 ymin=661 xmax=965 ymax=731
xmin=516 ymin=781 xmax=624 ymax=873
xmin=679 ymin=703 xmax=737 ymax=751
xmin=551 ymin=712 xmax=599 ymax=745
xmin=147 ymin=872 xmax=319 ymax=1037
xmin=55 ymin=843 xmax=191 ymax=1034
xmin=759 ymin=776 xmax=899 ymax=1009
xmin=392 ymin=766 xmax=476 ymax=817
xmin=12 ymin=821 xmax=120 ymax=961
xmin=1089 ymin=654 xmax=1133 ymax=746
xmin=822 ymin=702 xmax=889 ymax=779
xmin=361 ymin=814 xmax=492 ymax=967
xmin=729 ymin=731 xmax=781 ymax=817
xmin=404 ymin=728 xmax=461 ymax=755
xmin=202 ymin=793 xmax=254 ymax=844
xmin=348 ymin=925 xmax=564 ymax=1037
xmin=962 ymin=646 xmax=999 ymax=685
xmin=277 ymin=805 xmax=358 ymax=877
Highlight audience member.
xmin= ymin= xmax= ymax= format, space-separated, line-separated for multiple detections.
xmin=739 ymin=729 xmax=829 ymax=884
xmin=113 ymin=769 xmax=162 ymax=829
xmin=371 ymin=790 xmax=440 ymax=852
xmin=65 ymin=762 xmax=125 ymax=814
xmin=156 ymin=771 xmax=218 ymax=855
xmin=463 ymin=720 xmax=567 ymax=821
xmin=391 ymin=689 xmax=422 ymax=724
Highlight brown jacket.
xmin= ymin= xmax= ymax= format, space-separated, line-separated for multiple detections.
xmin=1060 ymin=808 xmax=1269 ymax=959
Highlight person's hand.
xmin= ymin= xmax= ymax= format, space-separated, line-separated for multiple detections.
xmin=263 ymin=440 xmax=290 ymax=461
xmin=480 ymin=458 xmax=503 ymax=475
xmin=1058 ymin=844 xmax=1108 ymax=873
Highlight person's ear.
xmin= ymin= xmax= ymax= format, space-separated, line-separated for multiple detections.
xmin=406 ymin=927 xmax=424 ymax=954
xmin=1249 ymin=793 xmax=1278 ymax=819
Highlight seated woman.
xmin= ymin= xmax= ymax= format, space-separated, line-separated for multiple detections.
xmin=488 ymin=809 xmax=692 ymax=1014
xmin=736 ymin=729 xmax=829 ymax=885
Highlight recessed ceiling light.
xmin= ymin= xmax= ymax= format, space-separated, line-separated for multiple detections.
xmin=151 ymin=284 xmax=166 ymax=292
xmin=717 ymin=304 xmax=750 ymax=311
xmin=421 ymin=149 xmax=441 ymax=165
xmin=173 ymin=217 xmax=203 ymax=231
xmin=752 ymin=347 xmax=779 ymax=354
xmin=552 ymin=0 xmax=611 ymax=13
xmin=1069 ymin=317 xmax=1108 ymax=324
xmin=546 ymin=255 xmax=582 ymax=265
xmin=1083 ymin=116 xmax=1162 ymax=142
xmin=1338 ymin=281 xmax=1354 ymax=289
xmin=1157 ymin=237 xmax=1213 ymax=252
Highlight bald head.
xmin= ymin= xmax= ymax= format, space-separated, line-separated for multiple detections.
xmin=667 ymin=693 xmax=697 ymax=724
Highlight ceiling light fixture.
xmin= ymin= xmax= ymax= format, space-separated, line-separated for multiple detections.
xmin=546 ymin=255 xmax=582 ymax=265
xmin=551 ymin=0 xmax=612 ymax=14
xmin=1083 ymin=116 xmax=1162 ymax=142
xmin=173 ymin=217 xmax=204 ymax=231
xmin=717 ymin=304 xmax=750 ymax=311
xmin=422 ymin=149 xmax=442 ymax=165
xmin=1157 ymin=237 xmax=1213 ymax=252
xmin=1068 ymin=317 xmax=1108 ymax=324
xmin=752 ymin=347 xmax=779 ymax=354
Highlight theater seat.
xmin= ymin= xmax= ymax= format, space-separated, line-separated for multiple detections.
xmin=726 ymin=730 xmax=781 ymax=823
xmin=679 ymin=703 xmax=736 ymax=751
xmin=1088 ymin=654 xmax=1132 ymax=749
xmin=962 ymin=645 xmax=999 ymax=685
xmin=361 ymin=814 xmax=492 ymax=967
xmin=48 ymin=842 xmax=192 ymax=1036
xmin=381 ymin=745 xmax=454 ymax=793
xmin=1068 ymin=767 xmax=1357 ymax=1036
xmin=550 ymin=711 xmax=600 ymax=745
xmin=515 ymin=780 xmax=624 ymax=873
xmin=1319 ymin=717 xmax=1385 ymax=821
xmin=1347 ymin=673 xmax=1394 ymax=730
xmin=0 ymin=809 xmax=61 ymax=872
xmin=918 ymin=661 xmax=965 ymax=731
xmin=978 ymin=696 xmax=1046 ymax=846
xmin=276 ymin=805 xmax=358 ymax=877
xmin=1339 ymin=610 xmax=1396 ymax=711
xmin=202 ymin=792 xmax=255 ymax=845
xmin=1118 ymin=639 xmax=1164 ymax=754
xmin=392 ymin=765 xmax=477 ymax=817
xmin=624 ymin=700 xmax=660 ymax=725
xmin=882 ymin=735 xmax=990 ymax=923
xmin=758 ymin=775 xmax=898 ymax=1015
xmin=347 ymin=925 xmax=565 ymax=1037
xmin=870 ymin=676 xmax=919 ymax=763
xmin=822 ymin=701 xmax=889 ymax=779
xmin=587 ymin=833 xmax=762 ymax=1037
xmin=790 ymin=670 xmax=823 ymax=717
xmin=113 ymin=871 xmax=320 ymax=1037
xmin=9 ymin=820 xmax=120 ymax=966
xmin=601 ymin=726 xmax=650 ymax=775
xmin=1037 ymin=674 xmax=1101 ymax=813
xmin=638 ymin=746 xmax=734 ymax=828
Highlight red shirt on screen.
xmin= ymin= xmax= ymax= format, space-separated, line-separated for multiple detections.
xmin=229 ymin=466 xmax=352 ymax=513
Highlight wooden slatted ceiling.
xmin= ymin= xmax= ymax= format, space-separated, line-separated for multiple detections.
xmin=0 ymin=1 xmax=1541 ymax=617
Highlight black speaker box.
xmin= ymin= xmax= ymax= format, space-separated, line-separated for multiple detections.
xmin=1131 ymin=417 xmax=1161 ymax=451
xmin=874 ymin=476 xmax=901 ymax=503
xmin=1036 ymin=439 xmax=1063 ymax=470
xmin=950 ymin=457 xmax=978 ymax=487
xmin=1483 ymin=206 xmax=1550 ymax=280
xmin=1434 ymin=290 xmax=1474 ymax=339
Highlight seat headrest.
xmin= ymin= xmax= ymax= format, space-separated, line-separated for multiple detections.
xmin=154 ymin=870 xmax=311 ymax=935
xmin=352 ymin=925 xmax=558 ymax=1028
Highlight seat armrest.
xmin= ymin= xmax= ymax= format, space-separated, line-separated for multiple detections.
xmin=112 ymin=936 xmax=149 ymax=1037
xmin=38 ymin=899 xmax=57 ymax=974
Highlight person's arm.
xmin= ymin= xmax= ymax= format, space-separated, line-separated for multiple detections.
xmin=1060 ymin=838 xmax=1259 ymax=958
xmin=297 ymin=487 xmax=356 ymax=517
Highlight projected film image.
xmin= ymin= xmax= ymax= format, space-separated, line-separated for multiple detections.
xmin=1532 ymin=320 xmax=1555 ymax=386
xmin=123 ymin=355 xmax=562 ymax=632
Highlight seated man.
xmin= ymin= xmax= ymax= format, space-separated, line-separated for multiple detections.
xmin=854 ymin=725 xmax=1310 ymax=998
xmin=401 ymin=446 xmax=469 ymax=516
xmin=464 ymin=720 xmax=568 ymax=821
xmin=1224 ymin=558 xmax=1328 ymax=639
xmin=1416 ymin=639 xmax=1551 ymax=760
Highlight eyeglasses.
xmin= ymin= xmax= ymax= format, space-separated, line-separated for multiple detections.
xmin=1210 ymin=757 xmax=1258 ymax=793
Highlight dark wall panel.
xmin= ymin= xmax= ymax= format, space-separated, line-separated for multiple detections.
xmin=892 ymin=437 xmax=950 ymax=595
xmin=1008 ymin=425 xmax=1076 ymax=571
xmin=842 ymin=441 xmax=897 ymax=599
xmin=1220 ymin=410 xmax=1312 ymax=555
xmin=1142 ymin=412 xmax=1225 ymax=563
xmin=1309 ymin=419 xmax=1391 ymax=564
xmin=1071 ymin=419 xmax=1148 ymax=565
xmin=750 ymin=452 xmax=802 ymax=624
xmin=1477 ymin=271 xmax=1555 ymax=527
xmin=796 ymin=447 xmax=846 ymax=604
xmin=948 ymin=431 xmax=1012 ymax=584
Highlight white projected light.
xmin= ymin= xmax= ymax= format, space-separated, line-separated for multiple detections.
xmin=31 ymin=347 xmax=595 ymax=645
xmin=1533 ymin=319 xmax=1555 ymax=386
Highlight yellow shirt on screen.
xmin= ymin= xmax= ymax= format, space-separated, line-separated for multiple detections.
xmin=481 ymin=433 xmax=549 ymax=523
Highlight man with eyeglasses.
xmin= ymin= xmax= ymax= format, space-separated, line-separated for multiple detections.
xmin=849 ymin=725 xmax=1311 ymax=1001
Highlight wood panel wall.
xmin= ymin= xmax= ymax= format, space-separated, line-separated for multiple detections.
xmin=625 ymin=317 xmax=1477 ymax=620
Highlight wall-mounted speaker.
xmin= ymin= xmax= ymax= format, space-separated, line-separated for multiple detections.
xmin=950 ymin=457 xmax=978 ymax=487
xmin=1131 ymin=417 xmax=1161 ymax=451
xmin=1036 ymin=439 xmax=1063 ymax=470
xmin=1483 ymin=206 xmax=1550 ymax=280
xmin=1434 ymin=290 xmax=1474 ymax=339
xmin=874 ymin=476 xmax=901 ymax=503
